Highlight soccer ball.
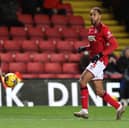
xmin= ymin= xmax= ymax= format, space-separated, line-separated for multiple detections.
xmin=4 ymin=73 xmax=19 ymax=88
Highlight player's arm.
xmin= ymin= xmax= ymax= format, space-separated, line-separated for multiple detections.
xmin=77 ymin=44 xmax=90 ymax=53
xmin=91 ymin=37 xmax=118 ymax=63
xmin=77 ymin=46 xmax=87 ymax=53
xmin=102 ymin=37 xmax=118 ymax=56
xmin=91 ymin=27 xmax=118 ymax=63
xmin=102 ymin=27 xmax=118 ymax=56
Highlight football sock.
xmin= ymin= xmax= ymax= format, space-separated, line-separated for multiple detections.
xmin=102 ymin=92 xmax=120 ymax=109
xmin=81 ymin=86 xmax=89 ymax=109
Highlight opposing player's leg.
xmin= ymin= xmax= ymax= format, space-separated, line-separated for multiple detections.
xmin=120 ymin=79 xmax=129 ymax=107
xmin=93 ymin=80 xmax=125 ymax=120
xmin=73 ymin=70 xmax=94 ymax=119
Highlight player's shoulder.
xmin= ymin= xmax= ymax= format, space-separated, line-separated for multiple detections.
xmin=88 ymin=26 xmax=95 ymax=33
xmin=88 ymin=23 xmax=110 ymax=30
xmin=101 ymin=23 xmax=110 ymax=31
xmin=101 ymin=23 xmax=113 ymax=38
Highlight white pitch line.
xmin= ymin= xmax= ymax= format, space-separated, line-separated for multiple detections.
xmin=0 ymin=117 xmax=129 ymax=121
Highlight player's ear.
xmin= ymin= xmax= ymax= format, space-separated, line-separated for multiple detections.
xmin=99 ymin=14 xmax=101 ymax=20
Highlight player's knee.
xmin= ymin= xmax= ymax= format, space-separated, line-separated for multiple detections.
xmin=96 ymin=90 xmax=105 ymax=97
xmin=79 ymin=79 xmax=86 ymax=88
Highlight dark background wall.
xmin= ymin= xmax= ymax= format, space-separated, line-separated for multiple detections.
xmin=101 ymin=0 xmax=129 ymax=32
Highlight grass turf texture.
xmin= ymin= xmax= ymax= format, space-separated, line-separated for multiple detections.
xmin=0 ymin=106 xmax=129 ymax=128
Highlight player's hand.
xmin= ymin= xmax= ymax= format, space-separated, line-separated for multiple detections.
xmin=91 ymin=53 xmax=103 ymax=63
xmin=77 ymin=46 xmax=86 ymax=53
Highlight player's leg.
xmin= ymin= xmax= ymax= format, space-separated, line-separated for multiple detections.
xmin=93 ymin=80 xmax=125 ymax=120
xmin=73 ymin=70 xmax=94 ymax=119
xmin=126 ymin=81 xmax=129 ymax=105
xmin=74 ymin=61 xmax=105 ymax=119
xmin=120 ymin=79 xmax=128 ymax=106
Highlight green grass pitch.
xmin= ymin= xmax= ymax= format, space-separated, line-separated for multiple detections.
xmin=0 ymin=106 xmax=129 ymax=128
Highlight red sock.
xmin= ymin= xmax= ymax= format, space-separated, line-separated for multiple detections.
xmin=81 ymin=86 xmax=89 ymax=109
xmin=102 ymin=92 xmax=120 ymax=109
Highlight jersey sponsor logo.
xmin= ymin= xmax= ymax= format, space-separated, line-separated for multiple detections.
xmin=88 ymin=35 xmax=96 ymax=41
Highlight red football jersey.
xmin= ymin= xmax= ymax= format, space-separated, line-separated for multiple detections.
xmin=87 ymin=23 xmax=118 ymax=66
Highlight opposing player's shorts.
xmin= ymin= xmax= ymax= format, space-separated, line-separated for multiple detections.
xmin=86 ymin=60 xmax=106 ymax=80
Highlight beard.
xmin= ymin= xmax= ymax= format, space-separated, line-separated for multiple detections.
xmin=91 ymin=18 xmax=100 ymax=26
xmin=91 ymin=19 xmax=96 ymax=25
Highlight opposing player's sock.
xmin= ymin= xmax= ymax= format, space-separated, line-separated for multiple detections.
xmin=102 ymin=92 xmax=120 ymax=109
xmin=81 ymin=86 xmax=89 ymax=109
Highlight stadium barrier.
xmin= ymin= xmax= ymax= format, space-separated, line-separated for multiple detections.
xmin=0 ymin=79 xmax=120 ymax=107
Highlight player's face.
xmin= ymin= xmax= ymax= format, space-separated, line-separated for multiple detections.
xmin=90 ymin=9 xmax=101 ymax=26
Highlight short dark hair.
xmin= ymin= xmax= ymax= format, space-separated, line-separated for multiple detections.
xmin=91 ymin=7 xmax=102 ymax=14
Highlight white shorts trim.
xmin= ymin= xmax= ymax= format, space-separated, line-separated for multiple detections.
xmin=86 ymin=60 xmax=106 ymax=80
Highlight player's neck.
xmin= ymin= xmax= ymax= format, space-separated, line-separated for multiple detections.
xmin=94 ymin=22 xmax=101 ymax=27
xmin=94 ymin=22 xmax=102 ymax=30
